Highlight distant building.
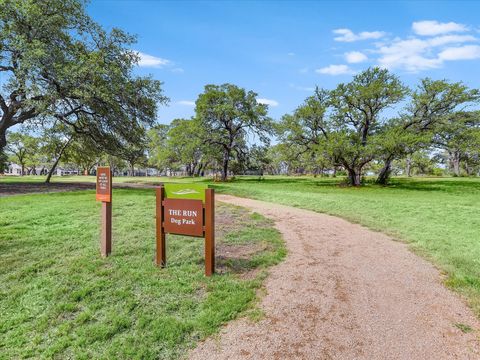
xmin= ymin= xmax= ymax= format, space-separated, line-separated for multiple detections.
xmin=56 ymin=167 xmax=80 ymax=176
xmin=5 ymin=163 xmax=22 ymax=175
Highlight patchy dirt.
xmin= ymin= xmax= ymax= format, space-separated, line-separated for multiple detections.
xmin=214 ymin=203 xmax=273 ymax=276
xmin=0 ymin=180 xmax=160 ymax=197
xmin=190 ymin=195 xmax=480 ymax=360
xmin=0 ymin=181 xmax=95 ymax=196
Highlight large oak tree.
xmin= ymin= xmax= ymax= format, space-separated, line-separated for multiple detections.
xmin=0 ymin=0 xmax=167 ymax=154
xmin=195 ymin=84 xmax=273 ymax=181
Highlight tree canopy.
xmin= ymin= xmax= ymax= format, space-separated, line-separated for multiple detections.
xmin=0 ymin=0 xmax=167 ymax=154
xmin=195 ymin=83 xmax=273 ymax=181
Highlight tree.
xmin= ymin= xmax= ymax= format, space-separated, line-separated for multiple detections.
xmin=103 ymin=154 xmax=127 ymax=176
xmin=65 ymin=136 xmax=101 ymax=176
xmin=147 ymin=124 xmax=172 ymax=173
xmin=244 ymin=145 xmax=274 ymax=176
xmin=434 ymin=111 xmax=480 ymax=176
xmin=0 ymin=0 xmax=167 ymax=153
xmin=6 ymin=132 xmax=38 ymax=175
xmin=195 ymin=84 xmax=273 ymax=181
xmin=375 ymin=79 xmax=479 ymax=184
xmin=40 ymin=125 xmax=75 ymax=183
xmin=279 ymin=68 xmax=407 ymax=185
xmin=277 ymin=89 xmax=337 ymax=176
xmin=121 ymin=139 xmax=147 ymax=176
xmin=329 ymin=68 xmax=408 ymax=185
xmin=165 ymin=119 xmax=213 ymax=176
xmin=394 ymin=150 xmax=436 ymax=176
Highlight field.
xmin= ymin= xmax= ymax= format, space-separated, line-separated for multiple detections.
xmin=0 ymin=188 xmax=285 ymax=358
xmin=2 ymin=175 xmax=480 ymax=356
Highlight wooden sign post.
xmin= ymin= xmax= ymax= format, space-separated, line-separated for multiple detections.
xmin=96 ymin=167 xmax=112 ymax=257
xmin=156 ymin=184 xmax=215 ymax=276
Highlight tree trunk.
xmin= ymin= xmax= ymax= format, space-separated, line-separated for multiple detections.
xmin=405 ymin=157 xmax=412 ymax=177
xmin=46 ymin=159 xmax=60 ymax=183
xmin=347 ymin=167 xmax=361 ymax=186
xmin=376 ymin=158 xmax=392 ymax=185
xmin=221 ymin=149 xmax=230 ymax=181
xmin=465 ymin=164 xmax=471 ymax=176
xmin=130 ymin=162 xmax=135 ymax=177
xmin=196 ymin=162 xmax=205 ymax=177
xmin=0 ymin=132 xmax=6 ymax=153
xmin=45 ymin=137 xmax=73 ymax=183
xmin=332 ymin=166 xmax=337 ymax=178
xmin=452 ymin=151 xmax=461 ymax=176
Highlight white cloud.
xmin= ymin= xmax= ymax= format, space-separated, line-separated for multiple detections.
xmin=345 ymin=51 xmax=368 ymax=63
xmin=137 ymin=51 xmax=170 ymax=68
xmin=316 ymin=64 xmax=354 ymax=75
xmin=333 ymin=28 xmax=385 ymax=42
xmin=288 ymin=52 xmax=295 ymax=56
xmin=376 ymin=33 xmax=478 ymax=72
xmin=438 ymin=45 xmax=480 ymax=60
xmin=177 ymin=100 xmax=195 ymax=106
xmin=428 ymin=34 xmax=477 ymax=46
xmin=257 ymin=98 xmax=279 ymax=107
xmin=171 ymin=67 xmax=184 ymax=73
xmin=329 ymin=20 xmax=478 ymax=73
xmin=412 ymin=20 xmax=467 ymax=36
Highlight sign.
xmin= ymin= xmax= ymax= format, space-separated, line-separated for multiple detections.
xmin=156 ymin=184 xmax=215 ymax=276
xmin=96 ymin=167 xmax=112 ymax=257
xmin=163 ymin=198 xmax=203 ymax=237
xmin=96 ymin=167 xmax=112 ymax=202
xmin=164 ymin=183 xmax=207 ymax=202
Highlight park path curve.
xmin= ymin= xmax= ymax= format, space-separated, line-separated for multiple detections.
xmin=190 ymin=195 xmax=480 ymax=360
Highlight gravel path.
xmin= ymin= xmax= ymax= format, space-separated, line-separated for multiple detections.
xmin=190 ymin=195 xmax=480 ymax=360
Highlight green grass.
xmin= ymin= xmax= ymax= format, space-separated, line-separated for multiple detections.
xmin=0 ymin=189 xmax=285 ymax=359
xmin=3 ymin=174 xmax=480 ymax=342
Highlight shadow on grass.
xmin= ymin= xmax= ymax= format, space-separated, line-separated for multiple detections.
xmin=386 ymin=178 xmax=480 ymax=193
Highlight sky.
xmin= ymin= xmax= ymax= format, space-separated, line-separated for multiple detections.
xmin=88 ymin=0 xmax=480 ymax=124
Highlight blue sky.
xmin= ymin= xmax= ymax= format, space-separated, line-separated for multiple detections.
xmin=88 ymin=0 xmax=480 ymax=124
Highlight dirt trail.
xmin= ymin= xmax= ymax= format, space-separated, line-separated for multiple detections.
xmin=190 ymin=195 xmax=480 ymax=360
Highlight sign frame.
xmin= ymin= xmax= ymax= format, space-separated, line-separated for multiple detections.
xmin=156 ymin=185 xmax=215 ymax=276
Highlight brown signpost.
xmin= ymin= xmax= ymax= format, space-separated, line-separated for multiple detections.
xmin=156 ymin=184 xmax=215 ymax=276
xmin=96 ymin=167 xmax=112 ymax=257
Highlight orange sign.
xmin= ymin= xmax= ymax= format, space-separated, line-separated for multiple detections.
xmin=163 ymin=198 xmax=203 ymax=237
xmin=96 ymin=167 xmax=112 ymax=202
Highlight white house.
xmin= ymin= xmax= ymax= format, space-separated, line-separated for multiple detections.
xmin=56 ymin=167 xmax=80 ymax=176
xmin=5 ymin=163 xmax=22 ymax=175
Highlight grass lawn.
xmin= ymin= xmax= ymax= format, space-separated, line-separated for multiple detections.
xmin=0 ymin=188 xmax=285 ymax=359
xmin=3 ymin=174 xmax=480 ymax=350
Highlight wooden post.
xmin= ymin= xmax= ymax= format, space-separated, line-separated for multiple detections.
xmin=101 ymin=202 xmax=112 ymax=256
xmin=156 ymin=186 xmax=166 ymax=267
xmin=97 ymin=167 xmax=112 ymax=257
xmin=205 ymin=188 xmax=215 ymax=276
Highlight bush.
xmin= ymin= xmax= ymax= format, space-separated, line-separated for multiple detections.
xmin=431 ymin=167 xmax=445 ymax=177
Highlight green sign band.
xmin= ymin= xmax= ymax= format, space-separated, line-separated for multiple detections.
xmin=164 ymin=183 xmax=207 ymax=202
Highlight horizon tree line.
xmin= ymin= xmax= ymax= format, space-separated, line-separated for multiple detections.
xmin=1 ymin=1 xmax=479 ymax=185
